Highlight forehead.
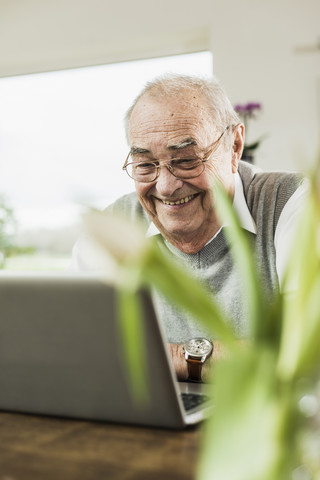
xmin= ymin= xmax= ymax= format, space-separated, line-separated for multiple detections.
xmin=128 ymin=91 xmax=215 ymax=148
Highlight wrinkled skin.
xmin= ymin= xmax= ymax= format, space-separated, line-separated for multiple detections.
xmin=128 ymin=91 xmax=244 ymax=254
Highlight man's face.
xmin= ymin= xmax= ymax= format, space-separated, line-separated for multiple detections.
xmin=128 ymin=92 xmax=242 ymax=252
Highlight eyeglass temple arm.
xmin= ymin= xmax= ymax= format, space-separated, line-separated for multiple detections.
xmin=122 ymin=152 xmax=131 ymax=170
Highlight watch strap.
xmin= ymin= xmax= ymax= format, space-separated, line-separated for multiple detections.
xmin=186 ymin=357 xmax=203 ymax=382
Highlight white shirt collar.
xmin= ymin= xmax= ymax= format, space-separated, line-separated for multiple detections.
xmin=232 ymin=171 xmax=257 ymax=234
xmin=146 ymin=171 xmax=256 ymax=238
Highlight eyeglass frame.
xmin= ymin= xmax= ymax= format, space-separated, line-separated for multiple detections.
xmin=122 ymin=125 xmax=232 ymax=183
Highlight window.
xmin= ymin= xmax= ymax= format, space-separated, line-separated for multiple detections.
xmin=0 ymin=51 xmax=213 ymax=269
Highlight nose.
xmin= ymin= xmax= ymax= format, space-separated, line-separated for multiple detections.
xmin=154 ymin=164 xmax=184 ymax=197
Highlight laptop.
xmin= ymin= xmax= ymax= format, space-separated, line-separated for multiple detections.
xmin=0 ymin=272 xmax=213 ymax=429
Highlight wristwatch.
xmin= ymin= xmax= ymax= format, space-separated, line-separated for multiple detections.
xmin=183 ymin=338 xmax=213 ymax=383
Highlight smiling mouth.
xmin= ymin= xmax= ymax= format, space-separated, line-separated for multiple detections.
xmin=160 ymin=194 xmax=198 ymax=206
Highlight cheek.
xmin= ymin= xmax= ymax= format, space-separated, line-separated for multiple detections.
xmin=205 ymin=152 xmax=233 ymax=183
xmin=135 ymin=183 xmax=155 ymax=210
xmin=198 ymin=165 xmax=220 ymax=189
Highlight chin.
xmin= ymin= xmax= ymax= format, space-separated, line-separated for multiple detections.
xmin=162 ymin=224 xmax=196 ymax=239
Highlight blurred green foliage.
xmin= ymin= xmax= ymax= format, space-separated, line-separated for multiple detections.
xmin=0 ymin=195 xmax=38 ymax=269
xmin=0 ymin=195 xmax=18 ymax=268
xmin=198 ymin=169 xmax=320 ymax=480
xmin=86 ymin=155 xmax=320 ymax=479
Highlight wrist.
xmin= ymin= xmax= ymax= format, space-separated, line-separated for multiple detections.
xmin=168 ymin=343 xmax=188 ymax=381
xmin=168 ymin=340 xmax=229 ymax=382
xmin=183 ymin=338 xmax=213 ymax=383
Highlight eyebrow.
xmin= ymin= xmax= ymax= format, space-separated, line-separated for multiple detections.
xmin=129 ymin=146 xmax=151 ymax=155
xmin=130 ymin=138 xmax=198 ymax=156
xmin=167 ymin=138 xmax=198 ymax=150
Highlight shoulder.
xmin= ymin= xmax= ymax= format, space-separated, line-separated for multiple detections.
xmin=238 ymin=160 xmax=303 ymax=188
xmin=238 ymin=160 xmax=303 ymax=198
xmin=238 ymin=161 xmax=304 ymax=223
xmin=71 ymin=192 xmax=150 ymax=271
xmin=105 ymin=192 xmax=150 ymax=227
xmin=238 ymin=161 xmax=306 ymax=230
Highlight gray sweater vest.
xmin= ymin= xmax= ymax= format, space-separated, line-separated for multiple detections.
xmin=108 ymin=161 xmax=302 ymax=342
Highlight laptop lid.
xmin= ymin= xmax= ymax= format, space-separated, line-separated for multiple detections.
xmin=0 ymin=272 xmax=211 ymax=429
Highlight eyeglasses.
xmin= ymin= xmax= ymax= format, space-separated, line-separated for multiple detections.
xmin=122 ymin=126 xmax=231 ymax=183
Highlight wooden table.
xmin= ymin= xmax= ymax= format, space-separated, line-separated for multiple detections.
xmin=0 ymin=412 xmax=201 ymax=479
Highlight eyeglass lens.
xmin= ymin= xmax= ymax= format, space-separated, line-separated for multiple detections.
xmin=127 ymin=157 xmax=205 ymax=182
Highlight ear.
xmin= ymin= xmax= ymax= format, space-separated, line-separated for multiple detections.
xmin=231 ymin=124 xmax=245 ymax=173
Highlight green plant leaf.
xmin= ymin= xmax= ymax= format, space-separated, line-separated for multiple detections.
xmin=143 ymin=241 xmax=235 ymax=344
xmin=197 ymin=348 xmax=297 ymax=480
xmin=214 ymin=182 xmax=266 ymax=339
xmin=116 ymin=287 xmax=149 ymax=404
xmin=278 ymin=175 xmax=320 ymax=380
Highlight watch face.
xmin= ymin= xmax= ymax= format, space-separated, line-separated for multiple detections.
xmin=184 ymin=338 xmax=213 ymax=358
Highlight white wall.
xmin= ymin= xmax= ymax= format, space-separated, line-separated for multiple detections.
xmin=0 ymin=0 xmax=319 ymax=172
xmin=209 ymin=0 xmax=320 ymax=172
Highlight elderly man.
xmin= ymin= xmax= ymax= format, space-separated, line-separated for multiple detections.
xmin=72 ymin=74 xmax=306 ymax=382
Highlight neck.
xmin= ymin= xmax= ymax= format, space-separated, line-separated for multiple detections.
xmin=163 ymin=222 xmax=222 ymax=255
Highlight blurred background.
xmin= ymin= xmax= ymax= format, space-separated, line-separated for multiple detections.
xmin=0 ymin=0 xmax=319 ymax=270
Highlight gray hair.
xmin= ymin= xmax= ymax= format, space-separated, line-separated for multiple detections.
xmin=124 ymin=73 xmax=240 ymax=143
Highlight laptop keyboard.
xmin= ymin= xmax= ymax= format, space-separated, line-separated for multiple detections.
xmin=181 ymin=393 xmax=210 ymax=412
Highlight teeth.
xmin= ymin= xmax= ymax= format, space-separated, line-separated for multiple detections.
xmin=162 ymin=195 xmax=195 ymax=206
